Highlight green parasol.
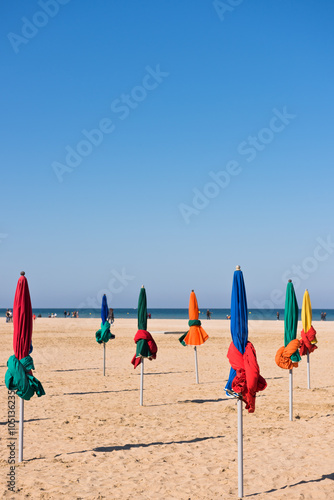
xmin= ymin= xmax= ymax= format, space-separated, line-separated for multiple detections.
xmin=284 ymin=281 xmax=301 ymax=364
xmin=284 ymin=280 xmax=301 ymax=421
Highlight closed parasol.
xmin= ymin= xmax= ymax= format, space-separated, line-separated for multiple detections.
xmin=300 ymin=289 xmax=318 ymax=389
xmin=179 ymin=290 xmax=209 ymax=383
xmin=5 ymin=272 xmax=45 ymax=462
xmin=95 ymin=294 xmax=115 ymax=375
xmin=275 ymin=280 xmax=301 ymax=420
xmin=131 ymin=286 xmax=157 ymax=405
xmin=225 ymin=266 xmax=267 ymax=498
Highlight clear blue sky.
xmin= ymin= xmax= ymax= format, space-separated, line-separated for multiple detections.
xmin=1 ymin=0 xmax=333 ymax=309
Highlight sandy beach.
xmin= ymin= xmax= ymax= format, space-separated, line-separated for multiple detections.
xmin=1 ymin=318 xmax=333 ymax=499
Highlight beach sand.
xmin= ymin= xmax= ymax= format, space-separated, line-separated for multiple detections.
xmin=1 ymin=318 xmax=333 ymax=499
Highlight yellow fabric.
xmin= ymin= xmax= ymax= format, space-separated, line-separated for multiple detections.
xmin=301 ymin=290 xmax=312 ymax=333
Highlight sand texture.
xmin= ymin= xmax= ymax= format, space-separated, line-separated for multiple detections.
xmin=1 ymin=318 xmax=333 ymax=499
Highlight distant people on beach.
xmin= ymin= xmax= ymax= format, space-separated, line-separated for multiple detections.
xmin=147 ymin=312 xmax=151 ymax=319
xmin=206 ymin=309 xmax=212 ymax=319
xmin=6 ymin=309 xmax=12 ymax=323
xmin=108 ymin=308 xmax=115 ymax=324
xmin=226 ymin=314 xmax=231 ymax=319
xmin=276 ymin=311 xmax=280 ymax=320
xmin=321 ymin=312 xmax=327 ymax=321
xmin=64 ymin=310 xmax=67 ymax=318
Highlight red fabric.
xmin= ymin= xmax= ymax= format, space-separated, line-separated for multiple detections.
xmin=227 ymin=341 xmax=267 ymax=413
xmin=299 ymin=326 xmax=318 ymax=356
xmin=131 ymin=330 xmax=157 ymax=369
xmin=13 ymin=276 xmax=32 ymax=361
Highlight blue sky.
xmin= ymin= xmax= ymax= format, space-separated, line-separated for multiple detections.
xmin=1 ymin=0 xmax=333 ymax=309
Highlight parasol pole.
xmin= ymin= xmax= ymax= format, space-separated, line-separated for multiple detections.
xmin=289 ymin=369 xmax=293 ymax=421
xmin=238 ymin=398 xmax=244 ymax=498
xmin=194 ymin=346 xmax=199 ymax=383
xmin=19 ymin=397 xmax=24 ymax=462
xmin=103 ymin=342 xmax=106 ymax=376
xmin=140 ymin=359 xmax=144 ymax=406
xmin=307 ymin=351 xmax=310 ymax=389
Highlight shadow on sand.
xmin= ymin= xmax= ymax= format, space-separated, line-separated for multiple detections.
xmin=51 ymin=368 xmax=100 ymax=372
xmin=179 ymin=398 xmax=229 ymax=404
xmin=62 ymin=388 xmax=138 ymax=396
xmin=246 ymin=473 xmax=334 ymax=497
xmin=141 ymin=371 xmax=192 ymax=376
xmin=55 ymin=434 xmax=225 ymax=457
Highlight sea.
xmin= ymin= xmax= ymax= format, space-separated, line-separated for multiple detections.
xmin=1 ymin=308 xmax=333 ymax=321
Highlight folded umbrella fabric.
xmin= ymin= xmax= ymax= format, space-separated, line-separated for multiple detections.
xmin=299 ymin=326 xmax=318 ymax=356
xmin=5 ymin=355 xmax=45 ymax=400
xmin=95 ymin=320 xmax=115 ymax=344
xmin=131 ymin=330 xmax=157 ymax=369
xmin=179 ymin=291 xmax=209 ymax=346
xmin=227 ymin=341 xmax=267 ymax=413
xmin=275 ymin=339 xmax=300 ymax=369
xmin=179 ymin=319 xmax=208 ymax=346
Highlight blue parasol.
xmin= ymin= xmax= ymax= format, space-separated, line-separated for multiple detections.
xmin=225 ymin=267 xmax=248 ymax=396
xmin=95 ymin=294 xmax=115 ymax=375
xmin=101 ymin=294 xmax=108 ymax=324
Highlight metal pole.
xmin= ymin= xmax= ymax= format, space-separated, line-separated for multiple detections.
xmin=307 ymin=352 xmax=310 ymax=389
xmin=19 ymin=398 xmax=24 ymax=463
xmin=103 ymin=342 xmax=106 ymax=376
xmin=194 ymin=346 xmax=199 ymax=384
xmin=238 ymin=398 xmax=244 ymax=498
xmin=140 ymin=359 xmax=144 ymax=406
xmin=289 ymin=369 xmax=293 ymax=421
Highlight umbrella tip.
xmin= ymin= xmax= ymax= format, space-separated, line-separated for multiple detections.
xmin=236 ymin=265 xmax=241 ymax=271
xmin=20 ymin=271 xmax=25 ymax=276
xmin=141 ymin=285 xmax=144 ymax=288
xmin=288 ymin=279 xmax=292 ymax=283
xmin=191 ymin=289 xmax=194 ymax=292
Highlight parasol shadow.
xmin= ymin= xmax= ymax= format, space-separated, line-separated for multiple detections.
xmin=245 ymin=472 xmax=334 ymax=497
xmin=56 ymin=434 xmax=226 ymax=457
xmin=51 ymin=368 xmax=100 ymax=372
xmin=180 ymin=398 xmax=229 ymax=404
xmin=62 ymin=388 xmax=138 ymax=396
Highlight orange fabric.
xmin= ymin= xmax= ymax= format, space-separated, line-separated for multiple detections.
xmin=184 ymin=327 xmax=208 ymax=346
xmin=299 ymin=326 xmax=318 ymax=356
xmin=275 ymin=339 xmax=300 ymax=369
xmin=184 ymin=291 xmax=208 ymax=346
xmin=188 ymin=291 xmax=199 ymax=320
xmin=227 ymin=341 xmax=267 ymax=413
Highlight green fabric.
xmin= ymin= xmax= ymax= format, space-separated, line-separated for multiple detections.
xmin=284 ymin=281 xmax=301 ymax=363
xmin=179 ymin=332 xmax=187 ymax=346
xmin=179 ymin=320 xmax=202 ymax=346
xmin=188 ymin=319 xmax=201 ymax=327
xmin=138 ymin=287 xmax=147 ymax=330
xmin=135 ymin=338 xmax=152 ymax=358
xmin=95 ymin=320 xmax=113 ymax=344
xmin=5 ymin=355 xmax=45 ymax=401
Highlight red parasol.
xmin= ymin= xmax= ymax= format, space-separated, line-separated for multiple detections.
xmin=13 ymin=272 xmax=33 ymax=361
xmin=5 ymin=271 xmax=45 ymax=462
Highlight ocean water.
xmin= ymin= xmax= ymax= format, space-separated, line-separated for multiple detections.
xmin=1 ymin=308 xmax=333 ymax=321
